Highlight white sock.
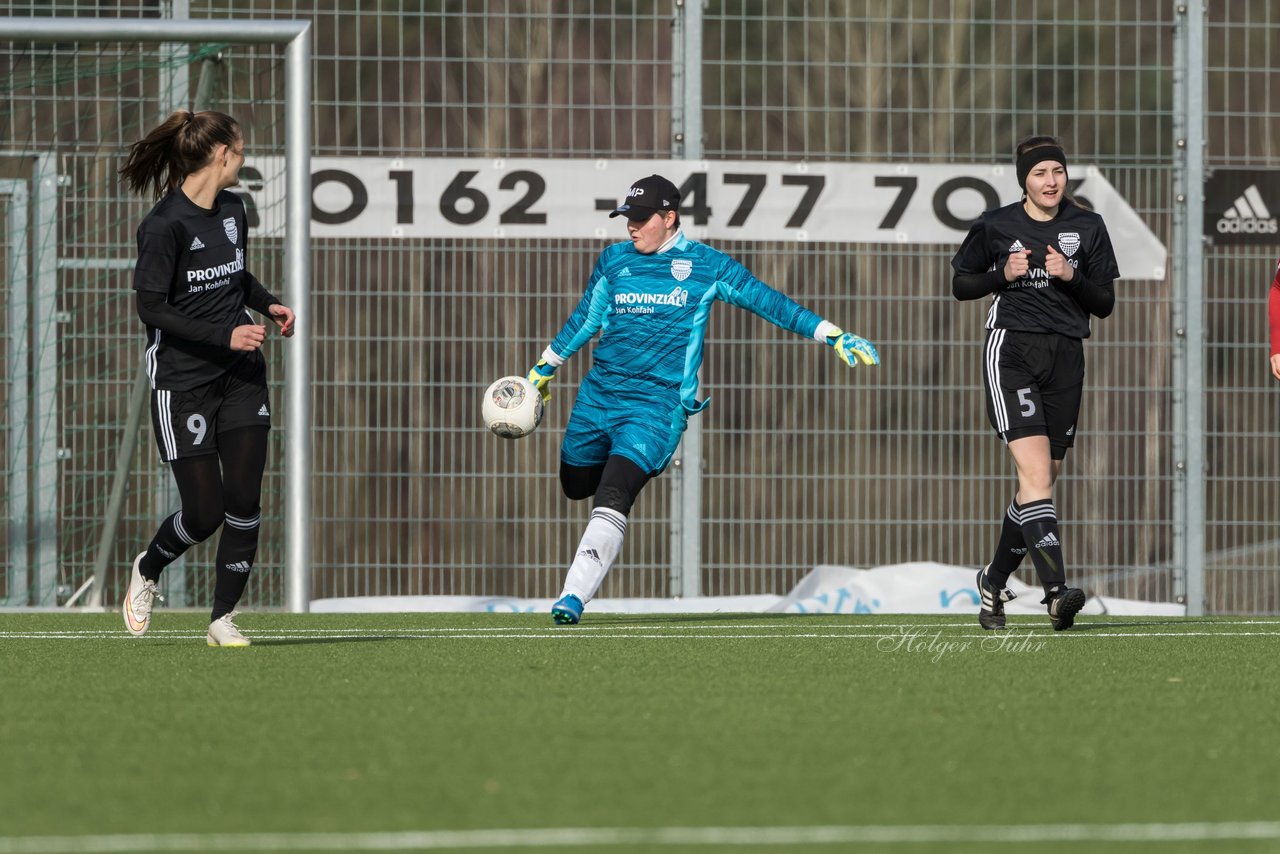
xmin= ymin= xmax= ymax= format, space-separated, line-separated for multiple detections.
xmin=560 ymin=507 xmax=627 ymax=603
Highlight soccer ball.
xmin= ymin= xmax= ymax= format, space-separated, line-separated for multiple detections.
xmin=482 ymin=375 xmax=543 ymax=439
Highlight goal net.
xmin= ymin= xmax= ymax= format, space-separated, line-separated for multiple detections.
xmin=1 ymin=22 xmax=299 ymax=608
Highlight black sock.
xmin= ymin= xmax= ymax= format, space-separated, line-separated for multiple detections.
xmin=985 ymin=499 xmax=1027 ymax=589
xmin=139 ymin=511 xmax=200 ymax=582
xmin=211 ymin=510 xmax=260 ymax=621
xmin=1019 ymin=498 xmax=1066 ymax=598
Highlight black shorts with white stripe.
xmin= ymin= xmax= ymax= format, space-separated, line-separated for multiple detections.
xmin=149 ymin=354 xmax=271 ymax=462
xmin=981 ymin=328 xmax=1084 ymax=460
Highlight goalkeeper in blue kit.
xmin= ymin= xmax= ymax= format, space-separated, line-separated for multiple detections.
xmin=527 ymin=174 xmax=880 ymax=624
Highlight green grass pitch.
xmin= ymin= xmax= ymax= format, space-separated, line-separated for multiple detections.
xmin=2 ymin=612 xmax=1279 ymax=853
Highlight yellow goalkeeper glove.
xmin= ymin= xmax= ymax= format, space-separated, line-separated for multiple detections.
xmin=826 ymin=328 xmax=880 ymax=367
xmin=526 ymin=359 xmax=556 ymax=402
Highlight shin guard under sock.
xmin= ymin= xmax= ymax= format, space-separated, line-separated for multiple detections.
xmin=1019 ymin=498 xmax=1066 ymax=598
xmin=211 ymin=510 xmax=261 ymax=621
xmin=139 ymin=511 xmax=202 ymax=582
xmin=561 ymin=507 xmax=627 ymax=603
xmin=985 ymin=500 xmax=1028 ymax=590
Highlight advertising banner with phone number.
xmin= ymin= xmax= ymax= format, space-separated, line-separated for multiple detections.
xmin=239 ymin=158 xmax=1167 ymax=280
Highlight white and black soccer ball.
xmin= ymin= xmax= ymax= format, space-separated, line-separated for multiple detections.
xmin=482 ymin=375 xmax=543 ymax=439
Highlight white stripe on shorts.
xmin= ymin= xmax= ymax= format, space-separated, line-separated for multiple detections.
xmin=157 ymin=389 xmax=178 ymax=461
xmin=984 ymin=329 xmax=1009 ymax=434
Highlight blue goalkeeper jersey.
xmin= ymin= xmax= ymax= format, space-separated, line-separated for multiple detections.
xmin=548 ymin=232 xmax=825 ymax=414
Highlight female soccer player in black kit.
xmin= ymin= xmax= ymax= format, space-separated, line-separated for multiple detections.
xmin=118 ymin=110 xmax=295 ymax=647
xmin=951 ymin=136 xmax=1119 ymax=631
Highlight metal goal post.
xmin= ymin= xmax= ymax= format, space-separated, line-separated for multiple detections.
xmin=2 ymin=17 xmax=313 ymax=612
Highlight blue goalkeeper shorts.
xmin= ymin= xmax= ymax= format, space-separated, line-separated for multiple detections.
xmin=560 ymin=375 xmax=688 ymax=475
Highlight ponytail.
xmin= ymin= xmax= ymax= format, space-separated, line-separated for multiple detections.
xmin=119 ymin=110 xmax=241 ymax=199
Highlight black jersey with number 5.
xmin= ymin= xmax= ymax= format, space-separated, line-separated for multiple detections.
xmin=951 ymin=201 xmax=1120 ymax=338
xmin=133 ymin=189 xmax=269 ymax=391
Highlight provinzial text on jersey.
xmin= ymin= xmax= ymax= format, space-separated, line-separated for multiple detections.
xmin=613 ymin=288 xmax=689 ymax=307
xmin=187 ymin=250 xmax=245 ymax=283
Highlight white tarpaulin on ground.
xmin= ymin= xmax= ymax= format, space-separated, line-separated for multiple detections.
xmin=767 ymin=562 xmax=1186 ymax=617
xmin=311 ymin=562 xmax=1184 ymax=617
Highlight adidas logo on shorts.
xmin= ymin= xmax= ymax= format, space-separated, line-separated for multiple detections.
xmin=258 ymin=404 xmax=270 ymax=416
xmin=190 ymin=236 xmax=205 ymax=250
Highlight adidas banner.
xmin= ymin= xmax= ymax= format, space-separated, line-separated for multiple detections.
xmin=239 ymin=157 xmax=1168 ymax=280
xmin=1204 ymin=168 xmax=1280 ymax=245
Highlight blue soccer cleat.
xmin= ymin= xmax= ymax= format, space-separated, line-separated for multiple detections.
xmin=551 ymin=593 xmax=584 ymax=625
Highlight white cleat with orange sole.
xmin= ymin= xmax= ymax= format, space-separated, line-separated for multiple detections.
xmin=207 ymin=612 xmax=251 ymax=647
xmin=122 ymin=552 xmax=163 ymax=637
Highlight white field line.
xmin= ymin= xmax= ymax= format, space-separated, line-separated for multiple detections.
xmin=2 ymin=822 xmax=1280 ymax=852
xmin=3 ymin=629 xmax=1280 ymax=641
xmin=4 ymin=619 xmax=1279 ymax=636
xmin=4 ymin=619 xmax=1279 ymax=634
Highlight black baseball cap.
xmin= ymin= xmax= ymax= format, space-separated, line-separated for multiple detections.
xmin=609 ymin=174 xmax=681 ymax=221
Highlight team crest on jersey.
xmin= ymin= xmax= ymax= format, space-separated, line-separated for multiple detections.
xmin=1057 ymin=232 xmax=1080 ymax=257
xmin=670 ymin=259 xmax=693 ymax=281
xmin=223 ymin=217 xmax=238 ymax=245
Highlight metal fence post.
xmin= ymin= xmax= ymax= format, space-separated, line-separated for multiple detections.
xmin=670 ymin=0 xmax=704 ymax=599
xmin=3 ymin=180 xmax=30 ymax=604
xmin=1172 ymin=0 xmax=1208 ymax=615
xmin=31 ymin=154 xmax=60 ymax=604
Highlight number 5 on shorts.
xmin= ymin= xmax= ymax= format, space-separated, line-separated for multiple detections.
xmin=1017 ymin=387 xmax=1036 ymax=417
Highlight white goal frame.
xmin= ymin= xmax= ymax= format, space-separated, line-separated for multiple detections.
xmin=3 ymin=18 xmax=313 ymax=612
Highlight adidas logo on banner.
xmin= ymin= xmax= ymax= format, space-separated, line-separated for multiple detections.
xmin=1217 ymin=185 xmax=1278 ymax=235
xmin=258 ymin=404 xmax=270 ymax=416
xmin=1034 ymin=532 xmax=1060 ymax=549
xmin=189 ymin=236 xmax=205 ymax=250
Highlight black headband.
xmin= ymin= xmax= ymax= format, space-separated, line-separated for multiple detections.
xmin=1016 ymin=146 xmax=1067 ymax=190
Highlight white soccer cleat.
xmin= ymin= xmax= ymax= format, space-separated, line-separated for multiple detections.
xmin=122 ymin=552 xmax=163 ymax=637
xmin=207 ymin=612 xmax=252 ymax=647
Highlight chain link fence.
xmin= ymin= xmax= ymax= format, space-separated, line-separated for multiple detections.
xmin=2 ymin=1 xmax=1277 ymax=613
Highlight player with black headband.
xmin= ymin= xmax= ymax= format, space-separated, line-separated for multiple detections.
xmin=118 ymin=109 xmax=295 ymax=647
xmin=527 ymin=174 xmax=880 ymax=625
xmin=950 ymin=136 xmax=1119 ymax=631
